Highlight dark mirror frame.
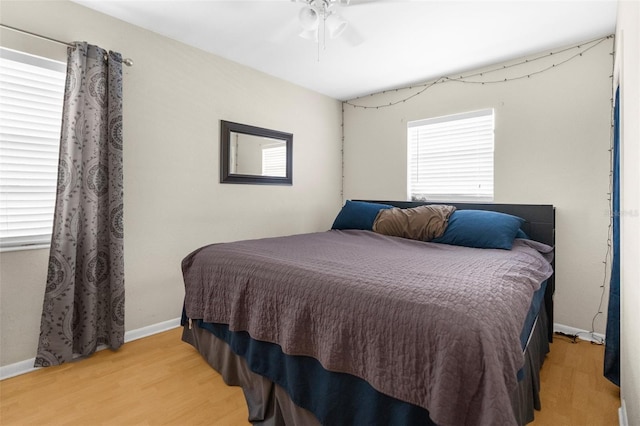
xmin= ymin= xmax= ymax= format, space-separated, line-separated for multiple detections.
xmin=220 ymin=120 xmax=293 ymax=185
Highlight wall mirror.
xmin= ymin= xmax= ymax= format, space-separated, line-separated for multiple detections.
xmin=220 ymin=120 xmax=293 ymax=185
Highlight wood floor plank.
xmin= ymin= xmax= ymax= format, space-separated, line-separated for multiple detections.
xmin=0 ymin=328 xmax=620 ymax=425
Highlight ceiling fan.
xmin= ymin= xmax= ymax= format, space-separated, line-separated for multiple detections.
xmin=294 ymin=0 xmax=352 ymax=42
xmin=268 ymin=0 xmax=372 ymax=57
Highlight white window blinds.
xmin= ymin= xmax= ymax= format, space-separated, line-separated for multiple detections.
xmin=0 ymin=48 xmax=66 ymax=250
xmin=262 ymin=145 xmax=287 ymax=177
xmin=407 ymin=109 xmax=494 ymax=202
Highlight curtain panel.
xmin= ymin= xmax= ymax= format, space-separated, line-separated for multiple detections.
xmin=35 ymin=42 xmax=124 ymax=367
xmin=604 ymin=86 xmax=620 ymax=386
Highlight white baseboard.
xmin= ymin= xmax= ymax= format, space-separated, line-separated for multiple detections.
xmin=0 ymin=359 xmax=39 ymax=381
xmin=619 ymin=398 xmax=628 ymax=426
xmin=123 ymin=317 xmax=181 ymax=343
xmin=553 ymin=323 xmax=606 ymax=344
xmin=0 ymin=317 xmax=181 ymax=381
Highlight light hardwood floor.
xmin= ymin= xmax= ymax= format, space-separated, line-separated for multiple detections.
xmin=0 ymin=328 xmax=620 ymax=425
xmin=530 ymin=335 xmax=620 ymax=426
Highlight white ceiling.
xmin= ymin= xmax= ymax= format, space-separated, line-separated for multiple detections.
xmin=73 ymin=0 xmax=617 ymax=101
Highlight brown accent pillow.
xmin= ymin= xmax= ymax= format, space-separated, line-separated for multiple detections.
xmin=372 ymin=205 xmax=456 ymax=241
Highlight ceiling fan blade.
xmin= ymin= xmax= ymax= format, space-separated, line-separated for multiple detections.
xmin=346 ymin=0 xmax=397 ymax=6
xmin=269 ymin=17 xmax=300 ymax=44
xmin=341 ymin=23 xmax=364 ymax=46
xmin=345 ymin=0 xmax=380 ymax=6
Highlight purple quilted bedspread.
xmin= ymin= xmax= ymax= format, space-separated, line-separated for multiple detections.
xmin=182 ymin=230 xmax=553 ymax=426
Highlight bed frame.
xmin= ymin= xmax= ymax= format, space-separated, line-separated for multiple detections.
xmin=360 ymin=200 xmax=556 ymax=342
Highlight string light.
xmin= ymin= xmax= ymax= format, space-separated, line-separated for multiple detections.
xmin=344 ymin=34 xmax=613 ymax=110
xmin=581 ymin=37 xmax=617 ymax=345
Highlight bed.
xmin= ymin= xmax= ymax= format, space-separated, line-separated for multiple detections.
xmin=181 ymin=201 xmax=555 ymax=426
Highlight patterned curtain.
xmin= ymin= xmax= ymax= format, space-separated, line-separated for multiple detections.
xmin=35 ymin=43 xmax=124 ymax=367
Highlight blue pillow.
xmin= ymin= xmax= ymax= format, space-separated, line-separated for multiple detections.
xmin=331 ymin=200 xmax=394 ymax=230
xmin=432 ymin=210 xmax=525 ymax=250
xmin=515 ymin=229 xmax=529 ymax=239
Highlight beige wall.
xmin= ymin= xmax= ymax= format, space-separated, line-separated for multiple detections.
xmin=616 ymin=0 xmax=640 ymax=423
xmin=0 ymin=1 xmax=343 ymax=366
xmin=344 ymin=39 xmax=614 ymax=335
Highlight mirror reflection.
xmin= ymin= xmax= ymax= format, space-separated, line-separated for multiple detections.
xmin=220 ymin=120 xmax=293 ymax=185
xmin=229 ymin=132 xmax=287 ymax=177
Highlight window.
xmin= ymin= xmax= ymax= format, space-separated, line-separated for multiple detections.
xmin=261 ymin=144 xmax=287 ymax=177
xmin=0 ymin=48 xmax=66 ymax=250
xmin=407 ymin=109 xmax=494 ymax=202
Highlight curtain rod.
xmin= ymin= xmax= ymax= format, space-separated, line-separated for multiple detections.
xmin=0 ymin=23 xmax=134 ymax=66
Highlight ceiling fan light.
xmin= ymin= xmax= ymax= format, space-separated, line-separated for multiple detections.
xmin=299 ymin=29 xmax=319 ymax=42
xmin=326 ymin=13 xmax=348 ymax=39
xmin=298 ymin=6 xmax=319 ymax=31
